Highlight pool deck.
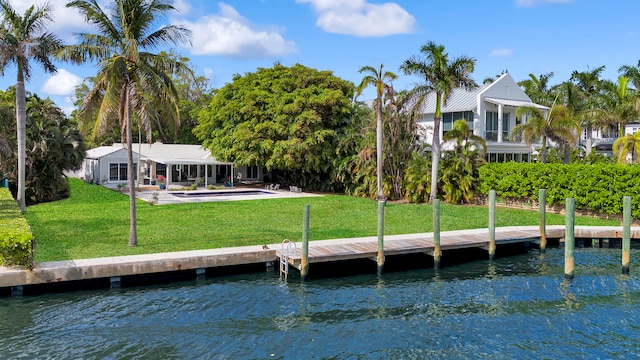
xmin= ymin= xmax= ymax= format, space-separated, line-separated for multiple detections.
xmin=2 ymin=225 xmax=639 ymax=292
xmin=136 ymin=187 xmax=320 ymax=204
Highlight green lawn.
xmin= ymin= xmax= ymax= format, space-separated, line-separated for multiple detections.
xmin=25 ymin=178 xmax=619 ymax=262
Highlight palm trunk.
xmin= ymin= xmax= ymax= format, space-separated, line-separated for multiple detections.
xmin=124 ymin=85 xmax=138 ymax=247
xmin=376 ymin=99 xmax=384 ymax=201
xmin=541 ymin=135 xmax=547 ymax=163
xmin=429 ymin=93 xmax=442 ymax=203
xmin=16 ymin=66 xmax=26 ymax=212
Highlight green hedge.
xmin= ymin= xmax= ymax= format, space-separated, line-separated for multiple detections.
xmin=0 ymin=188 xmax=34 ymax=267
xmin=478 ymin=163 xmax=640 ymax=218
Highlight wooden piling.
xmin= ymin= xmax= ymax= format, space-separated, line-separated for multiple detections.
xmin=622 ymin=196 xmax=631 ymax=274
xmin=377 ymin=200 xmax=385 ymax=276
xmin=539 ymin=189 xmax=547 ymax=252
xmin=488 ymin=190 xmax=496 ymax=261
xmin=433 ymin=199 xmax=441 ymax=269
xmin=301 ymin=204 xmax=310 ymax=281
xmin=565 ymin=198 xmax=575 ymax=279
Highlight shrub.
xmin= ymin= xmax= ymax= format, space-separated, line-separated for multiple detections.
xmin=478 ymin=162 xmax=640 ymax=218
xmin=0 ymin=188 xmax=34 ymax=267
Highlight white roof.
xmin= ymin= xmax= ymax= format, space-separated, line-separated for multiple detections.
xmin=419 ymin=86 xmax=486 ymax=113
xmin=484 ymin=97 xmax=549 ymax=110
xmin=85 ymin=145 xmax=127 ymax=159
xmin=90 ymin=143 xmax=233 ymax=165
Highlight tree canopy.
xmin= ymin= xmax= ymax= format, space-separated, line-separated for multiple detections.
xmin=194 ymin=63 xmax=354 ymax=190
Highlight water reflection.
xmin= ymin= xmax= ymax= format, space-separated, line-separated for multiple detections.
xmin=1 ymin=248 xmax=639 ymax=359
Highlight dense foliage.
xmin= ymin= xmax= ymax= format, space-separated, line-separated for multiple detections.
xmin=0 ymin=90 xmax=85 ymax=204
xmin=0 ymin=188 xmax=33 ymax=267
xmin=478 ymin=162 xmax=640 ymax=218
xmin=195 ymin=63 xmax=354 ymax=191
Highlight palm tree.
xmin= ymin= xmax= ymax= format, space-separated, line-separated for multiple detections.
xmin=571 ymin=66 xmax=606 ymax=155
xmin=400 ymin=41 xmax=477 ymax=203
xmin=601 ymin=76 xmax=638 ymax=138
xmin=613 ymin=132 xmax=640 ymax=164
xmin=518 ymin=72 xmax=556 ymax=107
xmin=59 ymin=0 xmax=191 ymax=246
xmin=356 ymin=64 xmax=397 ymax=201
xmin=0 ymin=1 xmax=63 ymax=211
xmin=512 ymin=105 xmax=577 ymax=163
xmin=441 ymin=119 xmax=486 ymax=204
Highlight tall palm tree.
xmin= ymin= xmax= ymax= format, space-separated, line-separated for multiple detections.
xmin=0 ymin=1 xmax=63 ymax=211
xmin=356 ymin=64 xmax=397 ymax=201
xmin=601 ymin=76 xmax=638 ymax=138
xmin=400 ymin=41 xmax=477 ymax=203
xmin=518 ymin=72 xmax=556 ymax=107
xmin=613 ymin=132 xmax=640 ymax=164
xmin=59 ymin=0 xmax=191 ymax=246
xmin=571 ymin=66 xmax=606 ymax=155
xmin=512 ymin=105 xmax=577 ymax=163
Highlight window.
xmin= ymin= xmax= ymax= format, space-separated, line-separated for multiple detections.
xmin=109 ymin=163 xmax=136 ymax=181
xmin=443 ymin=111 xmax=474 ymax=134
xmin=246 ymin=165 xmax=259 ymax=179
xmin=485 ymin=112 xmax=509 ymax=141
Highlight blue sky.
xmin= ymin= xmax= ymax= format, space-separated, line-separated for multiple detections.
xmin=3 ymin=0 xmax=640 ymax=115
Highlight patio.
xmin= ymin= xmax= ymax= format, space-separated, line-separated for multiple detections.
xmin=135 ymin=185 xmax=320 ymax=205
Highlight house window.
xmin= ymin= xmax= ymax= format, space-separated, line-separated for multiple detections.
xmin=485 ymin=112 xmax=510 ymax=141
xmin=443 ymin=111 xmax=474 ymax=134
xmin=246 ymin=165 xmax=259 ymax=179
xmin=109 ymin=163 xmax=136 ymax=181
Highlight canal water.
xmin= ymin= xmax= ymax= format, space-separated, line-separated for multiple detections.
xmin=1 ymin=248 xmax=639 ymax=359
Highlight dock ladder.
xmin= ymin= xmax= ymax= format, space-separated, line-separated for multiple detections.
xmin=280 ymin=239 xmax=296 ymax=280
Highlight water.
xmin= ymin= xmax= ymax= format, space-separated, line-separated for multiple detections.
xmin=1 ymin=248 xmax=640 ymax=359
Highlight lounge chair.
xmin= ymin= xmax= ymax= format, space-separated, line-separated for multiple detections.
xmin=273 ymin=184 xmax=280 ymax=190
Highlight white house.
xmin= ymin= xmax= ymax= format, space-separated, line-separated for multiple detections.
xmin=418 ymin=73 xmax=549 ymax=162
xmin=77 ymin=143 xmax=266 ymax=187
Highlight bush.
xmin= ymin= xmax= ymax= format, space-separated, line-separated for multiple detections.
xmin=0 ymin=188 xmax=34 ymax=267
xmin=478 ymin=162 xmax=640 ymax=218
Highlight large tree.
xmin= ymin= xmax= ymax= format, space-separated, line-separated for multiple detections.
xmin=570 ymin=66 xmax=606 ymax=155
xmin=194 ymin=63 xmax=353 ymax=191
xmin=0 ymin=90 xmax=85 ymax=204
xmin=512 ymin=105 xmax=577 ymax=163
xmin=356 ymin=64 xmax=397 ymax=201
xmin=0 ymin=1 xmax=63 ymax=211
xmin=59 ymin=0 xmax=191 ymax=247
xmin=400 ymin=41 xmax=477 ymax=203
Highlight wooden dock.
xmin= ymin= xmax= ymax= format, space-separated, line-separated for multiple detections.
xmin=276 ymin=225 xmax=640 ymax=271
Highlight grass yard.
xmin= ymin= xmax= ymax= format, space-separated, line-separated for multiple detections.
xmin=25 ymin=178 xmax=619 ymax=262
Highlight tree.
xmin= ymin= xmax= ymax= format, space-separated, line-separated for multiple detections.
xmin=400 ymin=41 xmax=477 ymax=203
xmin=518 ymin=72 xmax=556 ymax=107
xmin=512 ymin=105 xmax=577 ymax=163
xmin=571 ymin=66 xmax=606 ymax=155
xmin=194 ymin=63 xmax=353 ymax=191
xmin=441 ymin=119 xmax=486 ymax=204
xmin=0 ymin=90 xmax=85 ymax=204
xmin=601 ymin=76 xmax=638 ymax=138
xmin=356 ymin=64 xmax=397 ymax=200
xmin=613 ymin=132 xmax=640 ymax=164
xmin=0 ymin=1 xmax=63 ymax=211
xmin=59 ymin=0 xmax=192 ymax=247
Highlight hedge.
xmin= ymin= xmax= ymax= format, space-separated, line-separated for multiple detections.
xmin=0 ymin=188 xmax=34 ymax=267
xmin=478 ymin=163 xmax=640 ymax=218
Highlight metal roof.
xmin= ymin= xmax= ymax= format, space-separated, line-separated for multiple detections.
xmin=483 ymin=97 xmax=549 ymax=110
xmin=419 ymin=86 xmax=487 ymax=113
xmin=92 ymin=143 xmax=233 ymax=165
xmin=85 ymin=145 xmax=126 ymax=159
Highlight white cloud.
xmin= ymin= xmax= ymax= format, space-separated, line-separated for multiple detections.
xmin=297 ymin=0 xmax=415 ymax=37
xmin=204 ymin=68 xmax=214 ymax=78
xmin=174 ymin=3 xmax=296 ymax=59
xmin=41 ymin=69 xmax=82 ymax=96
xmin=490 ymin=49 xmax=514 ymax=57
xmin=515 ymin=0 xmax=573 ymax=7
xmin=172 ymin=0 xmax=192 ymax=15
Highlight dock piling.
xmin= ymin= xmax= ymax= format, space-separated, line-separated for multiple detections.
xmin=301 ymin=204 xmax=310 ymax=281
xmin=377 ymin=200 xmax=385 ymax=276
xmin=622 ymin=196 xmax=631 ymax=274
xmin=565 ymin=198 xmax=575 ymax=279
xmin=488 ymin=190 xmax=496 ymax=261
xmin=539 ymin=189 xmax=547 ymax=253
xmin=433 ymin=199 xmax=441 ymax=269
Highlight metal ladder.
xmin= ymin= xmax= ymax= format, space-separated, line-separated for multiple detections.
xmin=280 ymin=239 xmax=296 ymax=280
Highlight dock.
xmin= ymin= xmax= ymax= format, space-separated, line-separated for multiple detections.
xmin=1 ymin=225 xmax=640 ymax=294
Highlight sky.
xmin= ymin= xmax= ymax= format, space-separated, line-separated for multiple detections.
xmin=3 ymin=0 xmax=640 ymax=115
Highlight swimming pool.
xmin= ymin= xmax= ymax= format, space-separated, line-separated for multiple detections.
xmin=171 ymin=189 xmax=274 ymax=198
